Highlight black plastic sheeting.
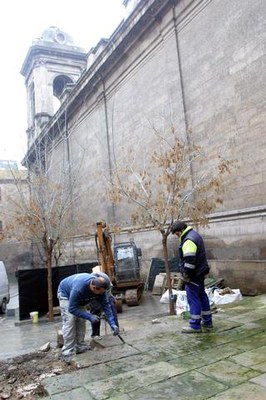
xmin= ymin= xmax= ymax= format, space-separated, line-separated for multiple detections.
xmin=147 ymin=257 xmax=180 ymax=291
xmin=17 ymin=262 xmax=98 ymax=320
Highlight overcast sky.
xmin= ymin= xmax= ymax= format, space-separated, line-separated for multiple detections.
xmin=0 ymin=0 xmax=125 ymax=166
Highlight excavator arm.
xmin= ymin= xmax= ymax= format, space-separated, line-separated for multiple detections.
xmin=95 ymin=220 xmax=144 ymax=308
xmin=95 ymin=221 xmax=115 ymax=283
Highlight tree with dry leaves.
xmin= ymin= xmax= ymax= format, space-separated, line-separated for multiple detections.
xmin=108 ymin=126 xmax=235 ymax=314
xmin=4 ymin=143 xmax=85 ymax=321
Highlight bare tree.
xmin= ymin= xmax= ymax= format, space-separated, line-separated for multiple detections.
xmin=108 ymin=125 xmax=235 ymax=314
xmin=4 ymin=140 xmax=86 ymax=321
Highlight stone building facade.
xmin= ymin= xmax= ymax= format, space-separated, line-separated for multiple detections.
xmin=21 ymin=0 xmax=266 ymax=294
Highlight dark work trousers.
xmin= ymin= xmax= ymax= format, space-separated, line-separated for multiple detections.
xmin=90 ymin=296 xmax=119 ymax=337
xmin=185 ymin=275 xmax=212 ymax=330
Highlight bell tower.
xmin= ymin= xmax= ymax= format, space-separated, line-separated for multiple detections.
xmin=20 ymin=26 xmax=87 ymax=148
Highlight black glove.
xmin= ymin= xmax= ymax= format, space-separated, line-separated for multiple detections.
xmin=90 ymin=314 xmax=101 ymax=324
xmin=111 ymin=324 xmax=119 ymax=336
xmin=182 ymin=273 xmax=191 ymax=283
xmin=177 ymin=278 xmax=185 ymax=290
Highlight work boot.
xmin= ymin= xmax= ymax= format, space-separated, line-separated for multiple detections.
xmin=181 ymin=326 xmax=202 ymax=334
xmin=58 ymin=353 xmax=73 ymax=364
xmin=76 ymin=344 xmax=90 ymax=354
xmin=202 ymin=323 xmax=214 ymax=332
xmin=91 ymin=335 xmax=102 ymax=340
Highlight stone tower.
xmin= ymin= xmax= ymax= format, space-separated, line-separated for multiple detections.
xmin=20 ymin=26 xmax=87 ymax=148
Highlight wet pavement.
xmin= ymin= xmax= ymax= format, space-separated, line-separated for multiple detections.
xmin=0 ymin=287 xmax=169 ymax=360
xmin=1 ymin=290 xmax=266 ymax=399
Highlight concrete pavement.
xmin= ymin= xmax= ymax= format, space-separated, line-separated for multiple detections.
xmin=2 ymin=291 xmax=266 ymax=399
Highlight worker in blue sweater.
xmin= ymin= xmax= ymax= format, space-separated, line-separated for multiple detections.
xmin=57 ymin=272 xmax=119 ymax=363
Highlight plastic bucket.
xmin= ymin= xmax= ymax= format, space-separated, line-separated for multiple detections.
xmin=30 ymin=311 xmax=39 ymax=323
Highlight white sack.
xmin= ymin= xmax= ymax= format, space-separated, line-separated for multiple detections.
xmin=159 ymin=289 xmax=179 ymax=304
xmin=175 ymin=290 xmax=189 ymax=315
xmin=211 ymin=288 xmax=243 ymax=305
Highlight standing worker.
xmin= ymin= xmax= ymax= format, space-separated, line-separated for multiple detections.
xmin=57 ymin=272 xmax=119 ymax=363
xmin=171 ymin=221 xmax=213 ymax=333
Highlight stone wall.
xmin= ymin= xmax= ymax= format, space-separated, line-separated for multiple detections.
xmin=209 ymin=260 xmax=266 ymax=296
xmin=60 ymin=0 xmax=266 ymax=223
xmin=23 ymin=0 xmax=266 ymax=291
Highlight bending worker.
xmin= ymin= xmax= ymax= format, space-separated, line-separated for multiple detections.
xmin=57 ymin=272 xmax=119 ymax=363
xmin=171 ymin=221 xmax=213 ymax=333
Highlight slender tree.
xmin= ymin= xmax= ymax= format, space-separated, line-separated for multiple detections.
xmin=108 ymin=125 xmax=235 ymax=314
xmin=4 ymin=141 xmax=85 ymax=321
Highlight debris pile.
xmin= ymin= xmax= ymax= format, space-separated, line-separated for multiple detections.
xmin=0 ymin=347 xmax=77 ymax=399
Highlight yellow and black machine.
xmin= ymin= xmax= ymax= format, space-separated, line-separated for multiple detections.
xmin=95 ymin=221 xmax=144 ymax=312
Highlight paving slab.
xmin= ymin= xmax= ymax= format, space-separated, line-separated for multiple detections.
xmin=85 ymin=361 xmax=181 ymax=399
xmin=251 ymin=361 xmax=266 ymax=373
xmin=75 ymin=344 xmax=140 ymax=368
xmin=250 ymin=372 xmax=266 ymax=388
xmin=42 ymin=387 xmax=93 ymax=400
xmin=200 ymin=359 xmax=260 ymax=385
xmin=254 ymin=317 xmax=266 ymax=329
xmin=208 ymin=382 xmax=266 ymax=399
xmin=42 ymin=362 xmax=115 ymax=395
xmin=227 ymin=313 xmax=266 ymax=324
xmin=169 ymin=342 xmax=240 ymax=370
xmin=105 ymin=353 xmax=155 ymax=373
xmin=230 ymin=346 xmax=266 ymax=367
xmin=132 ymin=341 xmax=184 ymax=362
xmin=118 ymin=371 xmax=228 ymax=400
xmin=232 ymin=331 xmax=266 ymax=351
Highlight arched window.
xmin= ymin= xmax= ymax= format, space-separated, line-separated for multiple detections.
xmin=53 ymin=75 xmax=74 ymax=113
xmin=53 ymin=75 xmax=73 ymax=99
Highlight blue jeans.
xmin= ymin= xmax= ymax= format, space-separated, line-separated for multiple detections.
xmin=90 ymin=295 xmax=119 ymax=337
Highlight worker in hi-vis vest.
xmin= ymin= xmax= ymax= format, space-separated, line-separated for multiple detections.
xmin=172 ymin=221 xmax=213 ymax=333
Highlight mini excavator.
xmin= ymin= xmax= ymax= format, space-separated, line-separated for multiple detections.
xmin=95 ymin=221 xmax=144 ymax=311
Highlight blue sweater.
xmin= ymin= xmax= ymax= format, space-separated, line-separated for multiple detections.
xmin=58 ymin=273 xmax=116 ymax=326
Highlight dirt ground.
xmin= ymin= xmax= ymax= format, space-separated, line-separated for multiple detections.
xmin=0 ymin=349 xmax=77 ymax=399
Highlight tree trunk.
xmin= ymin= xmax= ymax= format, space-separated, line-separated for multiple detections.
xmin=162 ymin=233 xmax=176 ymax=315
xmin=47 ymin=251 xmax=54 ymax=322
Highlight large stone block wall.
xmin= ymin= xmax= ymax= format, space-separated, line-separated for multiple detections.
xmin=209 ymin=260 xmax=266 ymax=296
xmin=202 ymin=211 xmax=266 ymax=261
xmin=58 ymin=216 xmax=266 ymax=296
xmin=62 ymin=0 xmax=266 ymax=222
xmin=178 ymin=0 xmax=266 ymax=211
xmin=28 ymin=0 xmax=266 ymax=291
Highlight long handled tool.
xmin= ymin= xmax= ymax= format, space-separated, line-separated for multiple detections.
xmin=117 ymin=333 xmax=126 ymax=344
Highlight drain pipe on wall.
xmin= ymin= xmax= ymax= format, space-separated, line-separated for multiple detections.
xmin=172 ymin=0 xmax=195 ymax=188
xmin=100 ymin=74 xmax=116 ymax=224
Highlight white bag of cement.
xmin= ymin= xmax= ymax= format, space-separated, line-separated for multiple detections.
xmin=175 ymin=289 xmax=214 ymax=315
xmin=159 ymin=289 xmax=179 ymax=304
xmin=175 ymin=290 xmax=190 ymax=315
xmin=211 ymin=288 xmax=243 ymax=305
